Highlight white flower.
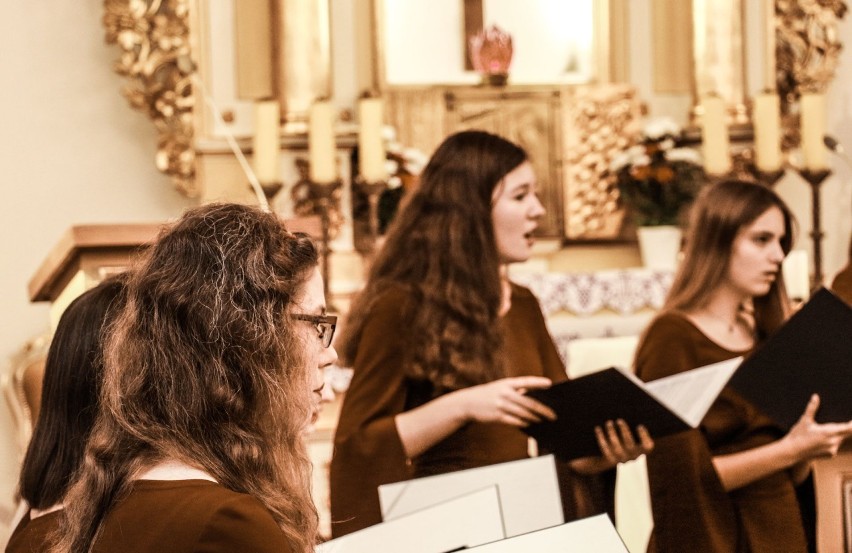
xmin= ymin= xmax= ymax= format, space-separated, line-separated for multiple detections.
xmin=643 ymin=117 xmax=681 ymax=140
xmin=633 ymin=154 xmax=651 ymax=167
xmin=388 ymin=175 xmax=403 ymax=189
xmin=659 ymin=138 xmax=675 ymax=151
xmin=665 ymin=147 xmax=702 ymax=165
xmin=610 ymin=151 xmax=633 ymax=172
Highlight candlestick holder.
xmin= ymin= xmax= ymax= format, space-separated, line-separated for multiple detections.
xmin=798 ymin=168 xmax=832 ymax=290
xmin=753 ymin=169 xmax=786 ymax=187
xmin=353 ymin=176 xmax=389 ymax=253
xmin=290 ymin=173 xmax=342 ymax=306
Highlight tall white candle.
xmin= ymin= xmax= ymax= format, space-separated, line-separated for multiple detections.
xmin=782 ymin=249 xmax=810 ymax=301
xmin=800 ymin=93 xmax=828 ymax=172
xmin=753 ymin=92 xmax=782 ymax=172
xmin=252 ymin=100 xmax=280 ymax=183
xmin=309 ymin=100 xmax=337 ymax=183
xmin=700 ymin=96 xmax=732 ymax=175
xmin=359 ymin=98 xmax=387 ymax=182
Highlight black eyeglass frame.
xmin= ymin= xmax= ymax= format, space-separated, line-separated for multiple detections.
xmin=292 ymin=313 xmax=337 ymax=348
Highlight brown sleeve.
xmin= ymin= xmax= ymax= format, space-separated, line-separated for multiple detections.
xmin=196 ymin=495 xmax=294 ymax=553
xmin=509 ymin=283 xmax=567 ymax=383
xmin=329 ymin=288 xmax=413 ymax=537
xmin=634 ymin=313 xmax=700 ymax=382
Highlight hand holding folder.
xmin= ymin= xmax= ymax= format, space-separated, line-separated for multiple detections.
xmin=727 ymin=287 xmax=852 ymax=429
xmin=523 ymin=357 xmax=741 ymax=460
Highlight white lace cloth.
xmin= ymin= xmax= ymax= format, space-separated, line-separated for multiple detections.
xmin=511 ymin=269 xmax=674 ymax=317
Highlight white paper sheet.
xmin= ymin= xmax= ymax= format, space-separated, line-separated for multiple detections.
xmin=642 ymin=356 xmax=742 ymax=427
xmin=317 ymin=486 xmax=505 ymax=553
xmin=464 ymin=514 xmax=628 ymax=552
xmin=379 ymin=455 xmax=563 ymax=538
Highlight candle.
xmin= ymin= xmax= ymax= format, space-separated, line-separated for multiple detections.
xmin=782 ymin=249 xmax=810 ymax=301
xmin=753 ymin=92 xmax=782 ymax=172
xmin=800 ymin=93 xmax=827 ymax=172
xmin=252 ymin=100 xmax=280 ymax=184
xmin=700 ymin=95 xmax=732 ymax=175
xmin=359 ymin=98 xmax=387 ymax=182
xmin=308 ymin=100 xmax=337 ymax=183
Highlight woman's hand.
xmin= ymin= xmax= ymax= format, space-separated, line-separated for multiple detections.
xmin=570 ymin=420 xmax=654 ymax=474
xmin=782 ymin=394 xmax=852 ymax=461
xmin=460 ymin=376 xmax=556 ymax=427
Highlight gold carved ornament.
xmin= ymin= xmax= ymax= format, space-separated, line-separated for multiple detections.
xmin=777 ymin=0 xmax=847 ymax=97
xmin=103 ymin=0 xmax=197 ymax=197
xmin=562 ymin=85 xmax=643 ymax=241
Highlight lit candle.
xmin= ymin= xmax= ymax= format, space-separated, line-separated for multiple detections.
xmin=782 ymin=249 xmax=810 ymax=301
xmin=359 ymin=97 xmax=387 ymax=182
xmin=700 ymin=95 xmax=732 ymax=175
xmin=308 ymin=100 xmax=337 ymax=183
xmin=753 ymin=92 xmax=782 ymax=172
xmin=800 ymin=93 xmax=828 ymax=172
xmin=252 ymin=100 xmax=280 ymax=184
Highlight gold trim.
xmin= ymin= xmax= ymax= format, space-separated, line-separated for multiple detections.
xmin=103 ymin=0 xmax=198 ymax=197
xmin=776 ymin=0 xmax=847 ymax=98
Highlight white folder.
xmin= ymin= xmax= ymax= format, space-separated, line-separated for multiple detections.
xmin=316 ymin=486 xmax=505 ymax=553
xmin=378 ymin=455 xmax=563 ymax=538
xmin=465 ymin=514 xmax=629 ymax=552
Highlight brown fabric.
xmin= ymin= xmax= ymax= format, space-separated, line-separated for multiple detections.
xmin=832 ymin=263 xmax=852 ymax=305
xmin=329 ymin=283 xmax=606 ymax=537
xmin=5 ymin=510 xmax=60 ymax=553
xmin=4 ymin=481 xmax=293 ymax=553
xmin=635 ymin=312 xmax=809 ymax=553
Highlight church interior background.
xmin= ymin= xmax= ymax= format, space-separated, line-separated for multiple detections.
xmin=2 ymin=0 xmax=852 ymax=548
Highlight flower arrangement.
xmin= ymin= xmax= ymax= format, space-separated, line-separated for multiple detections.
xmin=611 ymin=117 xmax=707 ymax=227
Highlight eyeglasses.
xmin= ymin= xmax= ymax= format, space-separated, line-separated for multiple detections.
xmin=292 ymin=313 xmax=337 ymax=348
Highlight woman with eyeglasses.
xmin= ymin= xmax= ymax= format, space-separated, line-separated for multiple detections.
xmin=329 ymin=130 xmax=653 ymax=537
xmin=633 ymin=180 xmax=852 ymax=552
xmin=49 ymin=203 xmax=336 ymax=553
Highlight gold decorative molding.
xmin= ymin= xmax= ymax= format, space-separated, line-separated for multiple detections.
xmin=561 ymin=84 xmax=644 ymax=241
xmin=103 ymin=0 xmax=197 ymax=197
xmin=776 ymin=0 xmax=848 ymax=98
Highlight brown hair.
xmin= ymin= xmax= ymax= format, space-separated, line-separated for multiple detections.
xmin=664 ymin=179 xmax=796 ymax=338
xmin=340 ymin=130 xmax=528 ymax=392
xmin=54 ymin=204 xmax=319 ymax=553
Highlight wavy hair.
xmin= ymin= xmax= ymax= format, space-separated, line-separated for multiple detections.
xmin=18 ymin=275 xmax=128 ymax=510
xmin=664 ymin=179 xmax=796 ymax=338
xmin=53 ymin=204 xmax=320 ymax=553
xmin=340 ymin=130 xmax=528 ymax=392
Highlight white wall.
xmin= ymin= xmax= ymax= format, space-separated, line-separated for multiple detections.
xmin=0 ymin=2 xmax=193 ymax=538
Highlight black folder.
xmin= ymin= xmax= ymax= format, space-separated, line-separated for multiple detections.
xmin=523 ymin=368 xmax=692 ymax=461
xmin=727 ymin=287 xmax=852 ymax=429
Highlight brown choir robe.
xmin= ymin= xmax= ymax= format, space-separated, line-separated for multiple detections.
xmin=832 ymin=262 xmax=852 ymax=305
xmin=329 ymin=283 xmax=612 ymax=537
xmin=635 ymin=312 xmax=810 ymax=553
xmin=6 ymin=480 xmax=294 ymax=553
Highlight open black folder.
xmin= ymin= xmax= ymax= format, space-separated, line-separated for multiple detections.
xmin=523 ymin=358 xmax=740 ymax=461
xmin=727 ymin=287 xmax=852 ymax=430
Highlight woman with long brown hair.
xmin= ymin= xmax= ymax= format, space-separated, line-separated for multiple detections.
xmin=330 ymin=130 xmax=652 ymax=537
xmin=634 ymin=179 xmax=852 ymax=552
xmin=50 ymin=203 xmax=337 ymax=553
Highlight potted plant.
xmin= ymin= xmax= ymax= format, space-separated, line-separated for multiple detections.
xmin=611 ymin=117 xmax=706 ymax=269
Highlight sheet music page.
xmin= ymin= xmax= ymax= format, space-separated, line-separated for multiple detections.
xmin=643 ymin=357 xmax=742 ymax=427
xmin=317 ymin=486 xmax=505 ymax=553
xmin=379 ymin=455 xmax=562 ymax=538
xmin=465 ymin=514 xmax=628 ymax=552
